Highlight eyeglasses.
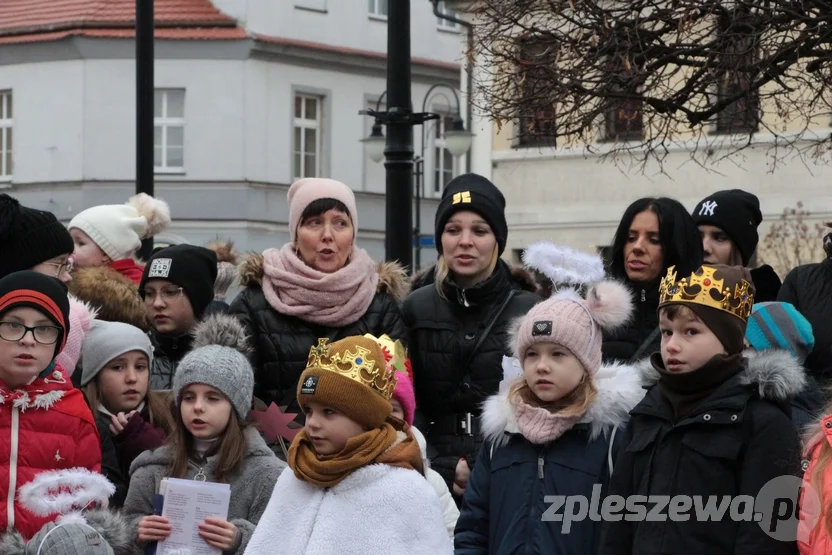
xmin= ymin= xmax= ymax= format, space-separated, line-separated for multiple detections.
xmin=140 ymin=286 xmax=184 ymax=305
xmin=0 ymin=322 xmax=61 ymax=345
xmin=43 ymin=257 xmax=74 ymax=277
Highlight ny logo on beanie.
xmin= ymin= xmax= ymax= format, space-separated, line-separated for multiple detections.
xmin=147 ymin=258 xmax=172 ymax=278
xmin=301 ymin=376 xmax=319 ymax=395
xmin=699 ymin=200 xmax=718 ymax=217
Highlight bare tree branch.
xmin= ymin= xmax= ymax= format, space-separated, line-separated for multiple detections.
xmin=464 ymin=0 xmax=832 ymax=169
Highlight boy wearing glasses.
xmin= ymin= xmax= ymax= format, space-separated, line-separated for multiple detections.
xmin=139 ymin=244 xmax=218 ymax=390
xmin=0 ymin=271 xmax=101 ymax=539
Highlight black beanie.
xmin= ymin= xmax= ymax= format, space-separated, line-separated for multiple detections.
xmin=0 ymin=194 xmax=74 ymax=278
xmin=0 ymin=271 xmax=70 ymax=359
xmin=692 ymin=189 xmax=762 ymax=266
xmin=434 ymin=173 xmax=508 ymax=255
xmin=139 ymin=244 xmax=218 ymax=319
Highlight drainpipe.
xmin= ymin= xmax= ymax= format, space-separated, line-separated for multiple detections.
xmin=431 ymin=0 xmax=474 ymax=174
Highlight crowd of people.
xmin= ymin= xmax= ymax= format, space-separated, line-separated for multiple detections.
xmin=0 ymin=177 xmax=830 ymax=554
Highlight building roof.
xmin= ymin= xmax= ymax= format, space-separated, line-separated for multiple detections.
xmin=0 ymin=0 xmax=247 ymax=43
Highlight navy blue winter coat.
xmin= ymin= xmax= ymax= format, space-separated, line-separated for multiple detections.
xmin=455 ymin=362 xmax=645 ymax=555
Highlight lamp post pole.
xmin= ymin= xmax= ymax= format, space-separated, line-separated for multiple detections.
xmin=136 ymin=0 xmax=155 ymax=259
xmin=383 ymin=0 xmax=415 ymax=271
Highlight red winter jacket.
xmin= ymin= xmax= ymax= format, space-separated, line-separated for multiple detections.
xmin=109 ymin=259 xmax=145 ymax=285
xmin=0 ymin=364 xmax=102 ymax=539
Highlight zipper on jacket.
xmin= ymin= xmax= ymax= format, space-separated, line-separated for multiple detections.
xmin=537 ymin=453 xmax=544 ymax=479
xmin=458 ymin=288 xmax=470 ymax=307
xmin=7 ymin=407 xmax=19 ymax=529
xmin=641 ymin=289 xmax=646 ymax=302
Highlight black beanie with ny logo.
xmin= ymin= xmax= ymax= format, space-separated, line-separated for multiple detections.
xmin=693 ymin=189 xmax=763 ymax=266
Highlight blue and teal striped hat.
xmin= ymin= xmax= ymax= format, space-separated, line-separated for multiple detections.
xmin=745 ymin=302 xmax=814 ymax=362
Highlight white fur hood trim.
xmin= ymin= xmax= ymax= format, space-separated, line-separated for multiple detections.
xmin=635 ymin=350 xmax=807 ymax=402
xmin=481 ymin=361 xmax=645 ymax=447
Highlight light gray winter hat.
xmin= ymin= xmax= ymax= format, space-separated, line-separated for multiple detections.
xmin=172 ymin=313 xmax=254 ymax=420
xmin=80 ymin=320 xmax=153 ymax=387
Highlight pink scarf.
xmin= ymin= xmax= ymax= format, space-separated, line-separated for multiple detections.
xmin=514 ymin=397 xmax=583 ymax=445
xmin=261 ymin=243 xmax=379 ymax=327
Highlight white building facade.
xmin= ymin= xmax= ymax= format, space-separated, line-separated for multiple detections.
xmin=0 ymin=0 xmax=466 ymax=262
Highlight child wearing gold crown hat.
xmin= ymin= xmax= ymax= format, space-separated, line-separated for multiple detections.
xmin=243 ymin=335 xmax=453 ymax=555
xmin=600 ymin=264 xmax=801 ymax=555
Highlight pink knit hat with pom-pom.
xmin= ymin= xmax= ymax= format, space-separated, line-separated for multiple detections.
xmin=391 ymin=371 xmax=416 ymax=426
xmin=55 ymin=295 xmax=98 ymax=375
xmin=512 ymin=243 xmax=634 ymax=376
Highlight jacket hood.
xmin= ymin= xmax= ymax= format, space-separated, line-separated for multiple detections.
xmin=129 ymin=427 xmax=273 ymax=476
xmin=480 ymin=360 xmax=645 ymax=448
xmin=411 ymin=262 xmax=539 ymax=294
xmin=238 ymin=252 xmax=411 ymax=303
xmin=68 ymin=265 xmax=149 ymax=332
xmin=635 ymin=349 xmax=808 ymax=403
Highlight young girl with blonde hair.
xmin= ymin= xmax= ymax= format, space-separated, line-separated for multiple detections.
xmin=455 ymin=244 xmax=644 ymax=554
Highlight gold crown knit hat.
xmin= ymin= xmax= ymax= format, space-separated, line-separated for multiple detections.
xmin=69 ymin=194 xmax=171 ymax=261
xmin=513 ymin=243 xmax=633 ymax=374
xmin=297 ymin=336 xmax=396 ymax=429
xmin=287 ymin=178 xmax=359 ymax=244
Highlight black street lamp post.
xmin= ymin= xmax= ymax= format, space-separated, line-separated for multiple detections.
xmin=136 ymin=0 xmax=155 ymax=259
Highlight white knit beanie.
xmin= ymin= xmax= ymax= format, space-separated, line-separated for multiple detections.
xmin=69 ymin=193 xmax=171 ymax=261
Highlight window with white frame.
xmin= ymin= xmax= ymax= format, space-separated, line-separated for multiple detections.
xmin=0 ymin=91 xmax=11 ymax=179
xmin=368 ymin=0 xmax=388 ymax=17
xmin=432 ymin=115 xmax=455 ymax=196
xmin=294 ymin=94 xmax=323 ymax=180
xmin=436 ymin=1 xmax=458 ymax=29
xmin=154 ymin=89 xmax=185 ymax=172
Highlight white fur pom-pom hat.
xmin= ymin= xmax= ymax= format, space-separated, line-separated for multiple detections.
xmin=512 ymin=242 xmax=634 ymax=375
xmin=68 ymin=193 xmax=171 ymax=261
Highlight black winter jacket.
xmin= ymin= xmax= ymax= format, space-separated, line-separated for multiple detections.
xmin=601 ymin=278 xmax=661 ymax=364
xmin=778 ymin=258 xmax=832 ymax=386
xmin=148 ymin=331 xmax=193 ymax=391
xmin=229 ymin=253 xmax=410 ymax=412
xmin=92 ymin=411 xmax=127 ymax=509
xmin=401 ymin=261 xmax=538 ymax=489
xmin=599 ymin=352 xmax=803 ymax=555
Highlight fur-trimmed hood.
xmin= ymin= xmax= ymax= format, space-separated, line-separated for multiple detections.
xmin=68 ymin=265 xmax=148 ymax=332
xmin=480 ymin=361 xmax=645 ymax=448
xmin=237 ymin=252 xmax=410 ymax=303
xmin=634 ymin=350 xmax=808 ymax=403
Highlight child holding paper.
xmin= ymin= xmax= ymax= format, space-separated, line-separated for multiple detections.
xmin=122 ymin=314 xmax=285 ymax=554
xmin=244 ymin=335 xmax=453 ymax=554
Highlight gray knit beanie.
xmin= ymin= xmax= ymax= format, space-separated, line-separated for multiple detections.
xmin=25 ymin=518 xmax=115 ymax=555
xmin=173 ymin=314 xmax=253 ymax=420
xmin=80 ymin=321 xmax=153 ymax=387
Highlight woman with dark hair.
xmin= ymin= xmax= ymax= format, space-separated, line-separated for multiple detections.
xmin=230 ymin=179 xmax=409 ymax=422
xmin=602 ymin=197 xmax=703 ymax=363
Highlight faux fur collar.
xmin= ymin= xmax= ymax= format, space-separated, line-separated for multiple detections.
xmin=237 ymin=252 xmax=410 ymax=303
xmin=481 ymin=361 xmax=645 ymax=448
xmin=634 ymin=350 xmax=808 ymax=403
